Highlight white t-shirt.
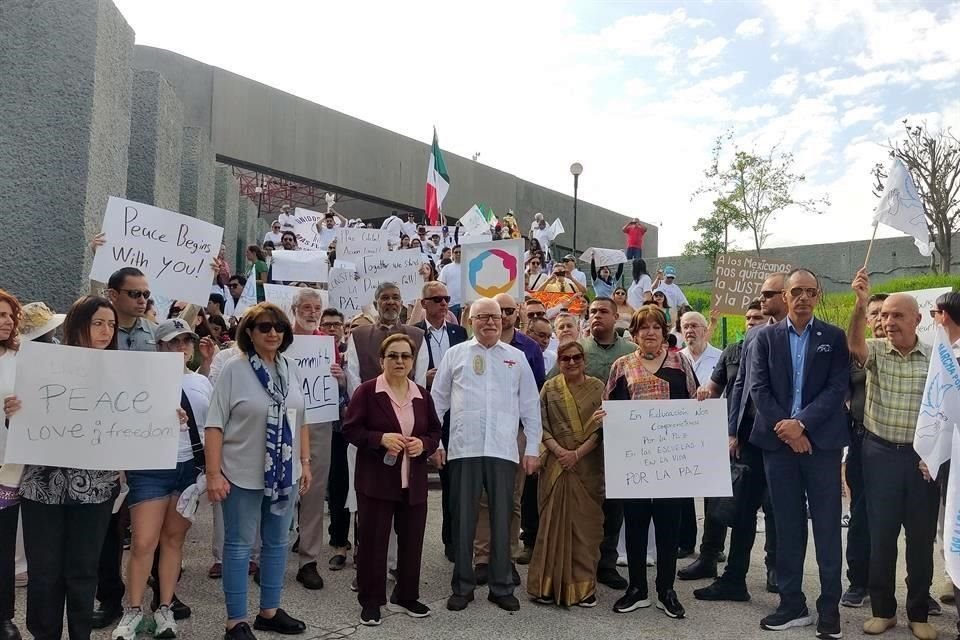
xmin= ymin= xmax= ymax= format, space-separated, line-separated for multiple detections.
xmin=277 ymin=212 xmax=295 ymax=230
xmin=381 ymin=216 xmax=404 ymax=246
xmin=438 ymin=262 xmax=463 ymax=305
xmin=316 ymin=224 xmax=339 ymax=250
xmin=571 ymin=269 xmax=587 ymax=288
xmin=0 ymin=351 xmax=16 ymax=472
xmin=179 ymin=371 xmax=213 ymax=463
xmin=657 ymin=282 xmax=689 ymax=309
xmin=263 ymin=231 xmax=282 ymax=246
xmin=681 ymin=344 xmax=722 ymax=387
xmin=628 ymin=274 xmax=653 ymax=308
xmin=401 ymin=221 xmax=419 ymax=239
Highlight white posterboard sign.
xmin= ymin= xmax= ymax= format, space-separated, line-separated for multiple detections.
xmin=286 ymin=335 xmax=340 ymax=424
xmin=359 ymin=248 xmax=428 ymax=303
xmin=460 ymin=239 xmax=524 ymax=303
xmin=291 ymin=208 xmax=325 ymax=250
xmin=90 ymin=197 xmax=224 ymax=306
xmin=601 ymin=399 xmax=733 ymax=499
xmin=270 ymin=250 xmax=329 ymax=284
xmin=336 ymin=228 xmax=388 ymax=260
xmin=3 ymin=342 xmax=183 ymax=470
xmin=579 ymin=247 xmax=628 ymax=267
xmin=328 ymin=268 xmax=363 ymax=314
xmin=264 ymin=284 xmax=327 ymax=324
xmin=906 ymin=287 xmax=952 ymax=345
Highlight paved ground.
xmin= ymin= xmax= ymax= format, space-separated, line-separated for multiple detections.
xmin=12 ymin=491 xmax=959 ymax=639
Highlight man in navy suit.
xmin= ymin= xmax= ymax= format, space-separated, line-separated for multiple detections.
xmin=748 ymin=268 xmax=850 ymax=639
xmin=415 ymin=281 xmax=468 ymax=561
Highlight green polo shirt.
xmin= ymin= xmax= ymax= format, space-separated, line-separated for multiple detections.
xmin=863 ymin=337 xmax=930 ymax=444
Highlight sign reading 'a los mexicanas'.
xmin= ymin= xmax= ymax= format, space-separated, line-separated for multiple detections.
xmin=712 ymin=252 xmax=792 ymax=315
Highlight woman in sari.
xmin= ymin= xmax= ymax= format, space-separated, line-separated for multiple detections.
xmin=527 ymin=341 xmax=606 ymax=607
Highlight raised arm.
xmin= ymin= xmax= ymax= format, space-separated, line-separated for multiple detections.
xmin=848 ymin=268 xmax=870 ymax=366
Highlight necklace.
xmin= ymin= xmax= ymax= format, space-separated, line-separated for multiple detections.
xmin=642 ymin=352 xmax=659 ymax=360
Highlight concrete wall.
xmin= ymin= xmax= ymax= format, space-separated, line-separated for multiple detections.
xmin=213 ymin=164 xmax=241 ymax=271
xmin=179 ymin=126 xmax=215 ymax=222
xmin=0 ymin=0 xmax=134 ymax=310
xmin=131 ymin=45 xmax=652 ymax=256
xmin=127 ymin=70 xmax=183 ymax=210
xmin=658 ymin=235 xmax=947 ymax=293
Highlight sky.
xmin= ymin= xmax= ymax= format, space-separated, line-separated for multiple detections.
xmin=113 ymin=0 xmax=960 ymax=256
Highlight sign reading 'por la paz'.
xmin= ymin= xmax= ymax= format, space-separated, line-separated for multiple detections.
xmin=712 ymin=252 xmax=792 ymax=315
xmin=3 ymin=342 xmax=183 ymax=471
xmin=90 ymin=197 xmax=224 ymax=306
xmin=601 ymin=399 xmax=733 ymax=499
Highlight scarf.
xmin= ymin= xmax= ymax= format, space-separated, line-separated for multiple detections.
xmin=248 ymin=351 xmax=294 ymax=515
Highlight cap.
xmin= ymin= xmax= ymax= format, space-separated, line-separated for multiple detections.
xmin=19 ymin=302 xmax=66 ymax=342
xmin=562 ymin=254 xmax=576 ymax=262
xmin=664 ymin=265 xmax=677 ymax=278
xmin=156 ymin=318 xmax=199 ymax=343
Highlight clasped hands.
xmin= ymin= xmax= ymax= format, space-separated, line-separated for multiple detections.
xmin=380 ymin=432 xmax=425 ymax=458
xmin=774 ymin=418 xmax=811 ymax=454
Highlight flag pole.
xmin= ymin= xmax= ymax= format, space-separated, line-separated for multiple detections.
xmin=863 ymin=221 xmax=879 ymax=270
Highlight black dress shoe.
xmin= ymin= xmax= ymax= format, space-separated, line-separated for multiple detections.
xmin=511 ymin=563 xmax=521 ymax=586
xmin=447 ymin=592 xmax=474 ymax=611
xmin=766 ymin=567 xmax=778 ymax=594
xmin=224 ymin=621 xmax=257 ymax=639
xmin=0 ymin=620 xmax=22 ymax=640
xmin=676 ymin=547 xmax=695 ymax=559
xmin=475 ymin=563 xmax=489 ymax=585
xmin=296 ymin=562 xmax=325 ymax=590
xmin=597 ymin=567 xmax=628 ymax=590
xmin=253 ymin=608 xmax=306 ymax=635
xmin=90 ymin=603 xmax=123 ymax=629
xmin=488 ymin=593 xmax=520 ymax=612
xmin=693 ymin=578 xmax=750 ymax=602
xmin=328 ymin=554 xmax=346 ymax=571
xmin=677 ymin=555 xmax=717 ymax=581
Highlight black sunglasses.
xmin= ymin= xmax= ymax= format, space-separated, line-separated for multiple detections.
xmin=254 ymin=321 xmax=289 ymax=334
xmin=424 ymin=295 xmax=451 ymax=304
xmin=120 ymin=289 xmax=151 ymax=300
xmin=559 ymin=353 xmax=584 ymax=363
xmin=760 ymin=290 xmax=781 ymax=299
xmin=526 ymin=311 xmax=546 ymax=319
xmin=501 ymin=308 xmax=517 ymax=316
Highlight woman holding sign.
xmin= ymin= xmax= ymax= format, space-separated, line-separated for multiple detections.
xmin=527 ymin=341 xmax=606 ymax=607
xmin=204 ymin=302 xmax=312 ymax=640
xmin=604 ymin=305 xmax=698 ymax=621
xmin=0 ymin=290 xmax=22 ymax=640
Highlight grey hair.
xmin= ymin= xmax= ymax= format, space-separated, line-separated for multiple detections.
xmin=469 ymin=297 xmax=501 ymax=318
xmin=374 ymin=282 xmax=401 ymax=303
xmin=679 ymin=311 xmax=708 ymax=328
xmin=291 ymin=287 xmax=323 ymax=309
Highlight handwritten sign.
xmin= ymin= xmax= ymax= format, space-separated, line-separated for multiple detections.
xmin=290 ymin=208 xmax=326 ymax=250
xmin=336 ymin=228 xmax=387 ymax=260
xmin=270 ymin=250 xmax=329 ymax=284
xmin=906 ymin=287 xmax=952 ymax=346
xmin=264 ymin=284 xmax=327 ymax=324
xmin=578 ymin=247 xmax=628 ymax=267
xmin=3 ymin=342 xmax=183 ymax=470
xmin=359 ymin=248 xmax=427 ymax=303
xmin=460 ymin=239 xmax=524 ymax=303
xmin=90 ymin=197 xmax=224 ymax=306
xmin=712 ymin=252 xmax=792 ymax=315
xmin=328 ymin=268 xmax=363 ymax=313
xmin=601 ymin=399 xmax=732 ymax=499
xmin=286 ymin=335 xmax=339 ymax=423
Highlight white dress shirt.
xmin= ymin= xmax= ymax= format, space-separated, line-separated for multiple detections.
xmin=344 ymin=329 xmax=429 ymax=397
xmin=542 ymin=348 xmax=557 ymax=372
xmin=438 ymin=262 xmax=463 ymax=306
xmin=431 ymin=338 xmax=542 ymax=463
xmin=426 ymin=322 xmax=451 ymax=366
xmin=681 ymin=343 xmax=723 ymax=386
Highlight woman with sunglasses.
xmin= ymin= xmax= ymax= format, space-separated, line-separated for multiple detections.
xmin=525 ymin=258 xmax=548 ymax=292
xmin=342 ymin=334 xmax=441 ymax=626
xmin=612 ymin=287 xmax=635 ymax=332
xmin=205 ymin=303 xmax=312 ymax=639
xmin=527 ymin=341 xmax=606 ymax=607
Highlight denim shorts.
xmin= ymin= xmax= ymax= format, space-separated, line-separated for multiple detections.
xmin=126 ymin=460 xmax=199 ymax=507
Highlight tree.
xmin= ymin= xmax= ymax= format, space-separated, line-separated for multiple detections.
xmin=695 ymin=131 xmax=829 ymax=255
xmin=682 ymin=197 xmax=740 ymax=268
xmin=873 ymin=121 xmax=960 ymax=273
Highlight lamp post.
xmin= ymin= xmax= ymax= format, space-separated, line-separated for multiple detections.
xmin=570 ymin=162 xmax=583 ymax=255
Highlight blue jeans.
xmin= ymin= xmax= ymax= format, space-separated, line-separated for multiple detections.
xmin=221 ymin=484 xmax=296 ymax=621
xmin=626 ymin=247 xmax=642 ymax=260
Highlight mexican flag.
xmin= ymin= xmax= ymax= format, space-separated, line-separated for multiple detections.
xmin=424 ymin=128 xmax=450 ymax=226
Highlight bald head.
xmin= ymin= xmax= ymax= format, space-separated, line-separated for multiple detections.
xmin=885 ymin=293 xmax=920 ymax=315
xmin=879 ymin=292 xmax=921 ymax=351
xmin=760 ymin=272 xmax=788 ymax=320
xmin=494 ymin=293 xmax=519 ymax=331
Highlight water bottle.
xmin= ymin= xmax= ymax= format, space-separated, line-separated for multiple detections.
xmin=384 ymin=451 xmax=398 ymax=466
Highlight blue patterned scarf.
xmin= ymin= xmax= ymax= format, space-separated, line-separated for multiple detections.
xmin=248 ymin=351 xmax=294 ymax=515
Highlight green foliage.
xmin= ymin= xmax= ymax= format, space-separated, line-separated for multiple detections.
xmin=682 ymin=197 xmax=741 ymax=267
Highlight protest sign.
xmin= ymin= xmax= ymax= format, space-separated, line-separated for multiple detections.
xmin=3 ymin=342 xmax=182 ymax=470
xmin=601 ymin=399 xmax=733 ymax=499
xmin=90 ymin=197 xmax=224 ymax=306
xmin=290 ymin=208 xmax=326 ymax=250
xmin=264 ymin=284 xmax=327 ymax=323
xmin=286 ymin=335 xmax=339 ymax=423
xmin=906 ymin=287 xmax=952 ymax=346
xmin=328 ymin=268 xmax=363 ymax=313
xmin=336 ymin=228 xmax=387 ymax=260
xmin=712 ymin=252 xmax=792 ymax=315
xmin=359 ymin=249 xmax=427 ymax=303
xmin=528 ymin=290 xmax=585 ymax=315
xmin=460 ymin=239 xmax=524 ymax=303
xmin=460 ymin=205 xmax=491 ymax=236
xmin=579 ymin=247 xmax=628 ymax=267
xmin=270 ymin=250 xmax=329 ymax=284
xmin=232 ymin=265 xmax=257 ymax=317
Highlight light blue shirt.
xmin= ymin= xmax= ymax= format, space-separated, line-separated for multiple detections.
xmin=786 ymin=317 xmax=813 ymax=417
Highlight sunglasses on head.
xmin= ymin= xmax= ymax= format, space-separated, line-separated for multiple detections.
xmin=424 ymin=295 xmax=451 ymax=304
xmin=253 ymin=321 xmax=289 ymax=334
xmin=120 ymin=289 xmax=150 ymax=300
xmin=558 ymin=353 xmax=584 ymax=364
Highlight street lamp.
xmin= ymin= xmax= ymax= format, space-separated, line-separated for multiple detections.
xmin=570 ymin=162 xmax=583 ymax=254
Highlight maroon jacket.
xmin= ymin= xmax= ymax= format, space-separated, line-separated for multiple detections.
xmin=342 ymin=378 xmax=442 ymax=505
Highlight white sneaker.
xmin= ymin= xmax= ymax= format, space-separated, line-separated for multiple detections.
xmin=111 ymin=608 xmax=143 ymax=640
xmin=154 ymin=604 xmax=177 ymax=639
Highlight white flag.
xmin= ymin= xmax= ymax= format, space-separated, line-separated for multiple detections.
xmin=460 ymin=205 xmax=490 ymax=236
xmin=234 ymin=265 xmax=258 ymax=317
xmin=944 ymin=423 xmax=960 ymax=584
xmin=914 ymin=325 xmax=960 ymax=479
xmin=548 ymin=218 xmax=565 ymax=239
xmin=874 ymin=158 xmax=933 ymax=257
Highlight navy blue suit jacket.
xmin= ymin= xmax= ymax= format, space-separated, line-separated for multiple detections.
xmin=728 ymin=328 xmax=760 ymax=439
xmin=747 ymin=317 xmax=851 ymax=452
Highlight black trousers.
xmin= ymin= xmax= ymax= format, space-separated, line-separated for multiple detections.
xmin=356 ymin=492 xmax=426 ymax=609
xmin=0 ymin=504 xmax=18 ymax=621
xmin=845 ymin=424 xmax=870 ymax=589
xmin=678 ymin=498 xmax=697 ymax=551
xmin=21 ymin=499 xmax=114 ymax=640
xmin=598 ymin=499 xmax=625 ymax=571
xmin=623 ymin=498 xmax=682 ymax=597
xmin=95 ymin=505 xmax=128 ymax=609
xmin=327 ymin=429 xmax=351 ymax=548
xmin=698 ymin=501 xmax=728 ymax=556
xmin=863 ymin=434 xmax=940 ymax=622
xmin=438 ymin=418 xmax=452 ymax=548
xmin=520 ymin=475 xmax=538 ymax=549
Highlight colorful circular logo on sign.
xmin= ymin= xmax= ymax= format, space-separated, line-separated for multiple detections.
xmin=468 ymin=248 xmax=519 ymax=298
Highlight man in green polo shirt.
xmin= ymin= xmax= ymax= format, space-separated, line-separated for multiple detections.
xmin=848 ymin=268 xmax=937 ymax=640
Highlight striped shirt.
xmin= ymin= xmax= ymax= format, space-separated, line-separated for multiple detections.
xmin=863 ymin=337 xmax=930 ymax=444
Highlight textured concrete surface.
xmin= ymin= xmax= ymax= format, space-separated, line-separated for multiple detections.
xmin=127 ymin=70 xmax=184 ymax=211
xmin=11 ymin=491 xmax=957 ymax=640
xmin=214 ymin=163 xmax=241 ymax=270
xmin=179 ymin=126 xmax=216 ymax=223
xmin=237 ymin=196 xmax=256 ymax=257
xmin=0 ymin=0 xmax=134 ymax=311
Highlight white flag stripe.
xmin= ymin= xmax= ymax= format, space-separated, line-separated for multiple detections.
xmin=874 ymin=158 xmax=933 ymax=257
xmin=913 ymin=324 xmax=960 ymax=480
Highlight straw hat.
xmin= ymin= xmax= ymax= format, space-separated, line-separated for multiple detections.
xmin=19 ymin=302 xmax=66 ymax=342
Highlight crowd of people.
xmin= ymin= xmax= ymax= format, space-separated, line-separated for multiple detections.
xmin=0 ymin=207 xmax=957 ymax=640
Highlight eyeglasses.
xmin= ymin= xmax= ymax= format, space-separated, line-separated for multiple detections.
xmin=253 ymin=321 xmax=289 ymax=334
xmin=526 ymin=311 xmax=546 ymax=319
xmin=788 ymin=287 xmax=819 ymax=299
xmin=760 ymin=290 xmax=781 ymax=299
xmin=501 ymin=308 xmax=517 ymax=316
xmin=472 ymin=314 xmax=501 ymax=322
xmin=120 ymin=289 xmax=151 ymax=300
xmin=424 ymin=295 xmax=451 ymax=304
xmin=384 ymin=352 xmax=413 ymax=361
xmin=558 ymin=354 xmax=584 ymax=364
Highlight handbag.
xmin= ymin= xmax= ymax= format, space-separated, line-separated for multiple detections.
xmin=706 ymin=462 xmax=751 ymax=528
